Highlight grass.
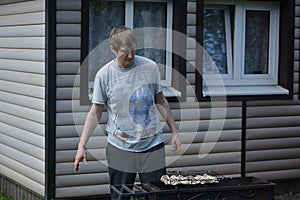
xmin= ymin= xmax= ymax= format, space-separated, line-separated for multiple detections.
xmin=0 ymin=193 xmax=13 ymax=200
xmin=0 ymin=193 xmax=26 ymax=200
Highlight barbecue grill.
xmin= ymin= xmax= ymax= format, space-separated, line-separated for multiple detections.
xmin=110 ymin=171 xmax=275 ymax=200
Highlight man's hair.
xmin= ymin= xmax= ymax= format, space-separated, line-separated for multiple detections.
xmin=109 ymin=26 xmax=137 ymax=52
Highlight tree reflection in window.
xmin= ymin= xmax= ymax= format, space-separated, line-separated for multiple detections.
xmin=203 ymin=8 xmax=228 ymax=74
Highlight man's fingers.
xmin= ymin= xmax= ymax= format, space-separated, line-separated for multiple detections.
xmin=83 ymin=154 xmax=87 ymax=165
xmin=74 ymin=159 xmax=80 ymax=172
xmin=74 ymin=150 xmax=87 ymax=172
xmin=171 ymin=139 xmax=181 ymax=153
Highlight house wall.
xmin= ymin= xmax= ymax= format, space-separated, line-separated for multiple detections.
xmin=55 ymin=0 xmax=300 ymax=199
xmin=245 ymin=0 xmax=300 ymax=180
xmin=55 ymin=0 xmax=241 ymax=198
xmin=0 ymin=0 xmax=46 ymax=198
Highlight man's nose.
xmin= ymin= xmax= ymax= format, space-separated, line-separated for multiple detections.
xmin=127 ymin=52 xmax=134 ymax=58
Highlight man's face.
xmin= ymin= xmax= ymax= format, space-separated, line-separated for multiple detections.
xmin=114 ymin=44 xmax=137 ymax=69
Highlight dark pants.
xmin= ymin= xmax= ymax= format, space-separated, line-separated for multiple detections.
xmin=106 ymin=142 xmax=166 ymax=200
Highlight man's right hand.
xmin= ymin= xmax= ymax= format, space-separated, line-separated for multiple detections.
xmin=74 ymin=143 xmax=87 ymax=172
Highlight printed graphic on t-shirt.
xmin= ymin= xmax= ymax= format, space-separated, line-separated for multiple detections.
xmin=129 ymin=83 xmax=155 ymax=127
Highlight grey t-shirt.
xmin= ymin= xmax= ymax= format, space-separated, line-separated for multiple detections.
xmin=92 ymin=55 xmax=164 ymax=152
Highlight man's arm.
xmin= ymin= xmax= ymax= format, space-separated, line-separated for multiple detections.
xmin=74 ymin=103 xmax=104 ymax=172
xmin=155 ymin=92 xmax=181 ymax=153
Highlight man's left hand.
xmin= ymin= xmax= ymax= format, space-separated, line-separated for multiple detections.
xmin=171 ymin=133 xmax=181 ymax=153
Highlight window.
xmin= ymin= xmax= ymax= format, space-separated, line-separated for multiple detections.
xmin=198 ymin=0 xmax=293 ymax=98
xmin=81 ymin=0 xmax=185 ymax=104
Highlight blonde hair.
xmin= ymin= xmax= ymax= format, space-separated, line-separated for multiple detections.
xmin=109 ymin=26 xmax=137 ymax=52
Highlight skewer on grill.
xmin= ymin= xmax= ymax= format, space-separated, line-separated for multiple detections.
xmin=160 ymin=173 xmax=219 ymax=186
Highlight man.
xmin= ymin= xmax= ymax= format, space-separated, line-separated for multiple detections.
xmin=74 ymin=26 xmax=181 ymax=200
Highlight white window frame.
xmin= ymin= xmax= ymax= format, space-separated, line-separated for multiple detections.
xmin=235 ymin=2 xmax=280 ymax=86
xmin=110 ymin=0 xmax=173 ymax=87
xmin=203 ymin=5 xmax=233 ymax=83
xmin=125 ymin=0 xmax=173 ymax=87
xmin=203 ymin=1 xmax=288 ymax=96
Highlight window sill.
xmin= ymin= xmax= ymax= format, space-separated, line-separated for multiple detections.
xmin=203 ymin=85 xmax=289 ymax=97
xmin=162 ymin=86 xmax=182 ymax=98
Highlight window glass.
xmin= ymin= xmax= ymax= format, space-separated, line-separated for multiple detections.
xmin=203 ymin=8 xmax=228 ymax=74
xmin=89 ymin=1 xmax=125 ymax=82
xmin=134 ymin=2 xmax=167 ymax=80
xmin=244 ymin=10 xmax=270 ymax=74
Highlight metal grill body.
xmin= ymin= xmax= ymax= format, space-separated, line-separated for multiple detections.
xmin=110 ymin=177 xmax=275 ymax=200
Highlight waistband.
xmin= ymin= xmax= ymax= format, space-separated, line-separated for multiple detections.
xmin=113 ymin=127 xmax=158 ymax=141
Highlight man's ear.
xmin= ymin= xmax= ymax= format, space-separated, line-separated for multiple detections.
xmin=110 ymin=44 xmax=117 ymax=55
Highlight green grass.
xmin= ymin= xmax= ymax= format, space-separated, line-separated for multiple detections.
xmin=0 ymin=192 xmax=26 ymax=200
xmin=0 ymin=193 xmax=13 ymax=200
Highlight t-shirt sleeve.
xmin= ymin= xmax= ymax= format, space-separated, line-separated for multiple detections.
xmin=91 ymin=74 xmax=107 ymax=105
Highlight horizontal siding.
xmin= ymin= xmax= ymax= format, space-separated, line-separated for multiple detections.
xmin=0 ymin=164 xmax=44 ymax=197
xmin=56 ymin=173 xmax=109 ymax=187
xmin=0 ymin=11 xmax=45 ymax=26
xmin=0 ymin=25 xmax=45 ymax=37
xmin=0 ymin=122 xmax=44 ymax=148
xmin=0 ymin=80 xmax=45 ymax=99
xmin=0 ymin=150 xmax=44 ymax=183
xmin=56 ymin=11 xmax=81 ymax=23
xmin=56 ymin=62 xmax=80 ymax=74
xmin=57 ymin=49 xmax=80 ymax=61
xmin=57 ymin=24 xmax=81 ymax=36
xmin=57 ymin=37 xmax=81 ymax=49
xmin=0 ymin=59 xmax=45 ymax=74
xmin=0 ymin=0 xmax=31 ymax=6
xmin=0 ymin=37 xmax=45 ymax=49
xmin=0 ymin=131 xmax=44 ymax=162
xmin=0 ymin=101 xmax=44 ymax=124
xmin=246 ymin=169 xmax=300 ymax=181
xmin=57 ymin=75 xmax=79 ymax=87
xmin=247 ymin=116 xmax=300 ymax=128
xmin=56 ymin=160 xmax=108 ymax=176
xmin=0 ymin=49 xmax=45 ymax=61
xmin=247 ymin=148 xmax=300 ymax=162
xmin=56 ymin=185 xmax=109 ymax=199
xmin=55 ymin=0 xmax=90 ymax=198
xmin=0 ymin=70 xmax=45 ymax=86
xmin=247 ymin=105 xmax=300 ymax=117
xmin=0 ymin=112 xmax=44 ymax=136
xmin=0 ymin=143 xmax=44 ymax=183
xmin=0 ymin=0 xmax=44 ymax=15
xmin=0 ymin=0 xmax=45 ymax=197
xmin=0 ymin=91 xmax=44 ymax=111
